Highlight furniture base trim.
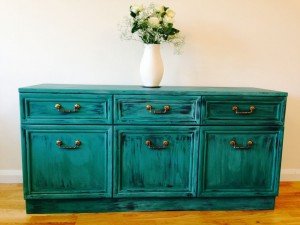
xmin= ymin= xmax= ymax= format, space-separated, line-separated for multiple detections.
xmin=280 ymin=169 xmax=300 ymax=181
xmin=26 ymin=197 xmax=275 ymax=213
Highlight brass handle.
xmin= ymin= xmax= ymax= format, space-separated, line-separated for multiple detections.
xmin=146 ymin=105 xmax=170 ymax=114
xmin=230 ymin=139 xmax=253 ymax=149
xmin=56 ymin=140 xmax=81 ymax=149
xmin=232 ymin=105 xmax=255 ymax=114
xmin=55 ymin=103 xmax=81 ymax=113
xmin=145 ymin=140 xmax=169 ymax=150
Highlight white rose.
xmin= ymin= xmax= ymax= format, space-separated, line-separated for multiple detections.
xmin=166 ymin=9 xmax=175 ymax=18
xmin=155 ymin=5 xmax=165 ymax=13
xmin=148 ymin=17 xmax=160 ymax=27
xmin=163 ymin=16 xmax=173 ymax=24
xmin=131 ymin=4 xmax=143 ymax=14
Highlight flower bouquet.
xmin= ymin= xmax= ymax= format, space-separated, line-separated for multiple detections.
xmin=120 ymin=4 xmax=184 ymax=52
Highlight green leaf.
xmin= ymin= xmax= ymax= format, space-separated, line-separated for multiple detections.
xmin=141 ymin=35 xmax=148 ymax=43
xmin=165 ymin=26 xmax=173 ymax=35
xmin=167 ymin=23 xmax=173 ymax=28
xmin=130 ymin=11 xmax=136 ymax=18
xmin=169 ymin=28 xmax=180 ymax=35
xmin=131 ymin=26 xmax=139 ymax=33
xmin=157 ymin=28 xmax=165 ymax=34
xmin=140 ymin=22 xmax=148 ymax=29
xmin=131 ymin=22 xmax=139 ymax=33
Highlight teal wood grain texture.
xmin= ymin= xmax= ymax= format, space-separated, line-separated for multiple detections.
xmin=199 ymin=126 xmax=283 ymax=197
xmin=26 ymin=197 xmax=275 ymax=213
xmin=19 ymin=84 xmax=288 ymax=96
xmin=20 ymin=93 xmax=112 ymax=124
xmin=21 ymin=125 xmax=112 ymax=199
xmin=202 ymin=96 xmax=286 ymax=125
xmin=114 ymin=95 xmax=200 ymax=124
xmin=114 ymin=126 xmax=199 ymax=197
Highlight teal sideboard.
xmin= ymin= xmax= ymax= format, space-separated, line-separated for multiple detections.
xmin=19 ymin=84 xmax=287 ymax=213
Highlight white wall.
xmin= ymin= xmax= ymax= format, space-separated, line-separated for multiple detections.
xmin=0 ymin=0 xmax=300 ymax=181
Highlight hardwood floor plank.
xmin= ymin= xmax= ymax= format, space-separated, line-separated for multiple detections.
xmin=0 ymin=182 xmax=299 ymax=225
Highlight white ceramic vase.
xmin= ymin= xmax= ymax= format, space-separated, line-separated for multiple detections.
xmin=140 ymin=44 xmax=164 ymax=87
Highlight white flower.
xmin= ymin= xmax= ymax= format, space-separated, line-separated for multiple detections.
xmin=166 ymin=9 xmax=175 ymax=18
xmin=155 ymin=5 xmax=165 ymax=13
xmin=148 ymin=17 xmax=160 ymax=27
xmin=131 ymin=4 xmax=143 ymax=14
xmin=163 ymin=16 xmax=173 ymax=24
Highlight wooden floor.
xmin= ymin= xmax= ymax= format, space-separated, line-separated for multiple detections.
xmin=0 ymin=182 xmax=299 ymax=225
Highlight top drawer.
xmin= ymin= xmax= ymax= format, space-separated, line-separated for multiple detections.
xmin=114 ymin=95 xmax=200 ymax=124
xmin=201 ymin=96 xmax=286 ymax=125
xmin=20 ymin=93 xmax=112 ymax=124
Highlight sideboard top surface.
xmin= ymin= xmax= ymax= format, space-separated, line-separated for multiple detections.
xmin=19 ymin=84 xmax=288 ymax=96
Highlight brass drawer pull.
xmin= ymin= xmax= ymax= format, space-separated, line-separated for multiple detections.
xmin=230 ymin=139 xmax=253 ymax=149
xmin=146 ymin=105 xmax=170 ymax=114
xmin=145 ymin=140 xmax=169 ymax=150
xmin=56 ymin=140 xmax=81 ymax=149
xmin=55 ymin=103 xmax=81 ymax=113
xmin=232 ymin=105 xmax=255 ymax=114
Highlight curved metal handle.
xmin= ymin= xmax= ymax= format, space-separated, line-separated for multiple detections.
xmin=56 ymin=140 xmax=81 ymax=149
xmin=232 ymin=105 xmax=255 ymax=114
xmin=145 ymin=140 xmax=169 ymax=150
xmin=230 ymin=139 xmax=253 ymax=149
xmin=146 ymin=105 xmax=170 ymax=114
xmin=55 ymin=103 xmax=81 ymax=113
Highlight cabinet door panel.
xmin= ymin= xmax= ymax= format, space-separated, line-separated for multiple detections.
xmin=23 ymin=126 xmax=112 ymax=199
xmin=199 ymin=126 xmax=283 ymax=197
xmin=114 ymin=126 xmax=199 ymax=197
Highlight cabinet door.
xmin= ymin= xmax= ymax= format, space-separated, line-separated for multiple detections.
xmin=114 ymin=126 xmax=199 ymax=197
xmin=22 ymin=126 xmax=112 ymax=199
xmin=199 ymin=126 xmax=283 ymax=197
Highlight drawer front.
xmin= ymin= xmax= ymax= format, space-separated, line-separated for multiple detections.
xmin=114 ymin=95 xmax=200 ymax=124
xmin=22 ymin=126 xmax=112 ymax=199
xmin=198 ymin=126 xmax=283 ymax=197
xmin=114 ymin=126 xmax=199 ymax=197
xmin=20 ymin=93 xmax=112 ymax=124
xmin=201 ymin=96 xmax=286 ymax=125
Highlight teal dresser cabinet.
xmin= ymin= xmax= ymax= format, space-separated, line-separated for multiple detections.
xmin=19 ymin=84 xmax=287 ymax=213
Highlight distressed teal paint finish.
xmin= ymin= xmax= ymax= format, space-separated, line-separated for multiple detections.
xmin=20 ymin=93 xmax=112 ymax=124
xmin=22 ymin=125 xmax=112 ymax=199
xmin=202 ymin=96 xmax=286 ymax=125
xmin=114 ymin=95 xmax=200 ymax=124
xmin=114 ymin=126 xmax=199 ymax=197
xmin=19 ymin=84 xmax=288 ymax=96
xmin=198 ymin=126 xmax=283 ymax=197
xmin=26 ymin=197 xmax=275 ymax=213
xmin=18 ymin=84 xmax=287 ymax=213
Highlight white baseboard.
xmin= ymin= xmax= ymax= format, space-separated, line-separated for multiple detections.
xmin=0 ymin=169 xmax=299 ymax=183
xmin=280 ymin=169 xmax=300 ymax=181
xmin=0 ymin=170 xmax=22 ymax=183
